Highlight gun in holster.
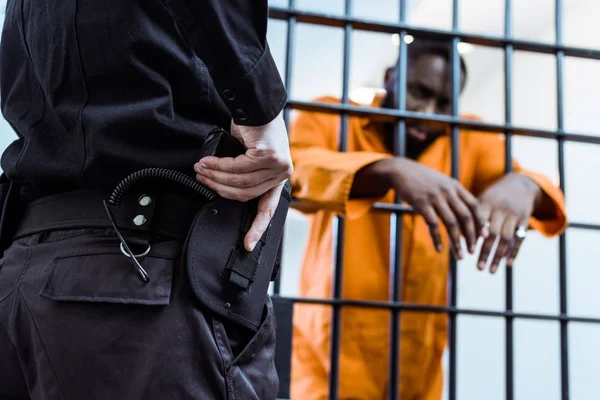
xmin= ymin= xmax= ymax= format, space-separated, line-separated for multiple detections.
xmin=183 ymin=128 xmax=290 ymax=332
xmin=104 ymin=127 xmax=290 ymax=333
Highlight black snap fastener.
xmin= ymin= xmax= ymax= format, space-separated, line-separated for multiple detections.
xmin=224 ymin=302 xmax=231 ymax=310
xmin=222 ymin=89 xmax=236 ymax=101
xmin=211 ymin=209 xmax=218 ymax=215
xmin=235 ymin=109 xmax=248 ymax=121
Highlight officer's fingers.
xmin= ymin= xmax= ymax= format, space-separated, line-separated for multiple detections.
xmin=244 ymin=185 xmax=284 ymax=252
xmin=195 ymin=154 xmax=259 ymax=175
xmin=196 ymin=174 xmax=279 ymax=203
xmin=195 ymin=167 xmax=272 ymax=189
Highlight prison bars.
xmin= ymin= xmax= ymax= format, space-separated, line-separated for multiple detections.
xmin=270 ymin=0 xmax=591 ymax=398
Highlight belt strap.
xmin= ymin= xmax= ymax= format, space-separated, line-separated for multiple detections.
xmin=14 ymin=189 xmax=203 ymax=241
xmin=224 ymin=207 xmax=270 ymax=290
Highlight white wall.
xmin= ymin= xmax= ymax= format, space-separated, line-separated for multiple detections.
xmin=1 ymin=0 xmax=599 ymax=398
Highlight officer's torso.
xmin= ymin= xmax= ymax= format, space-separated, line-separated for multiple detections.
xmin=0 ymin=0 xmax=230 ymax=200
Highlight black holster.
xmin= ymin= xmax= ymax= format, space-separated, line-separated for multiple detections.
xmin=184 ymin=129 xmax=291 ymax=332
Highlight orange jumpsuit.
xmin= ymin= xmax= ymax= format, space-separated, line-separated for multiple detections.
xmin=289 ymin=97 xmax=567 ymax=400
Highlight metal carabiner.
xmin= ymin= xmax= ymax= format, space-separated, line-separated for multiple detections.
xmin=103 ymin=200 xmax=150 ymax=283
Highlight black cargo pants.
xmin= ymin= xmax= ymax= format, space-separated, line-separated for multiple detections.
xmin=0 ymin=227 xmax=278 ymax=400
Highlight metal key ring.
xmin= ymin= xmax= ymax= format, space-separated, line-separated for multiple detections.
xmin=120 ymin=242 xmax=152 ymax=258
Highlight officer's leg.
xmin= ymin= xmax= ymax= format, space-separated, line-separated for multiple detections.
xmin=0 ymin=236 xmax=31 ymax=400
xmin=0 ymin=323 xmax=30 ymax=399
xmin=7 ymin=228 xmax=277 ymax=400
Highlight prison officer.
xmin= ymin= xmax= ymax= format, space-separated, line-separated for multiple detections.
xmin=280 ymin=38 xmax=567 ymax=400
xmin=0 ymin=1 xmax=291 ymax=399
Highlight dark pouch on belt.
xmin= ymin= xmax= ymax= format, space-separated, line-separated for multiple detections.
xmin=185 ymin=129 xmax=291 ymax=331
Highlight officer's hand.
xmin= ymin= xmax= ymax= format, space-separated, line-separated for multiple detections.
xmin=194 ymin=112 xmax=293 ymax=252
xmin=387 ymin=157 xmax=487 ymax=259
xmin=476 ymin=173 xmax=540 ymax=273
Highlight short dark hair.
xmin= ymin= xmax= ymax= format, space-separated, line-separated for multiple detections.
xmin=387 ymin=38 xmax=468 ymax=83
xmin=408 ymin=38 xmax=468 ymax=79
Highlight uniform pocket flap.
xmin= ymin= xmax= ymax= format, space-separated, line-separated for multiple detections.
xmin=40 ymin=250 xmax=176 ymax=306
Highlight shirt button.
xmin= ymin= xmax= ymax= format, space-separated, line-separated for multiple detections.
xmin=222 ymin=89 xmax=236 ymax=101
xmin=235 ymin=109 xmax=248 ymax=121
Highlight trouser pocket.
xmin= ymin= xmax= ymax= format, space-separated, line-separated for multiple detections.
xmin=212 ymin=296 xmax=279 ymax=400
xmin=7 ymin=231 xmax=231 ymax=400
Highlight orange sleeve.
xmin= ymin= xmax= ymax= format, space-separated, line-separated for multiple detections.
xmin=471 ymin=132 xmax=567 ymax=237
xmin=290 ymin=104 xmax=392 ymax=220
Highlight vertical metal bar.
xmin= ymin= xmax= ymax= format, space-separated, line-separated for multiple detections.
xmin=555 ymin=1 xmax=569 ymax=398
xmin=282 ymin=0 xmax=297 ymax=126
xmin=448 ymin=2 xmax=460 ymax=400
xmin=274 ymin=0 xmax=297 ymax=296
xmin=503 ymin=1 xmax=515 ymax=399
xmin=328 ymin=1 xmax=352 ymax=398
xmin=387 ymin=0 xmax=408 ymax=397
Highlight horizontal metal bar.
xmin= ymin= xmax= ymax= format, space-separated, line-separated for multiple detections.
xmin=293 ymin=202 xmax=600 ymax=232
xmin=371 ymin=204 xmax=600 ymax=231
xmin=286 ymin=100 xmax=600 ymax=145
xmin=568 ymin=222 xmax=600 ymax=231
xmin=272 ymin=295 xmax=600 ymax=324
xmin=371 ymin=203 xmax=413 ymax=213
xmin=269 ymin=7 xmax=600 ymax=61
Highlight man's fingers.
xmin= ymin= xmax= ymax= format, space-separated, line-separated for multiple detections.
xmin=477 ymin=212 xmax=503 ymax=271
xmin=244 ymin=185 xmax=284 ymax=252
xmin=476 ymin=199 xmax=493 ymax=239
xmin=195 ymin=166 xmax=273 ymax=189
xmin=506 ymin=219 xmax=527 ymax=267
xmin=195 ymin=154 xmax=259 ymax=175
xmin=196 ymin=174 xmax=285 ymax=252
xmin=419 ymin=204 xmax=443 ymax=253
xmin=196 ymin=174 xmax=280 ymax=203
xmin=448 ymin=192 xmax=477 ymax=254
xmin=458 ymin=187 xmax=487 ymax=239
xmin=489 ymin=216 xmax=519 ymax=274
xmin=197 ymin=150 xmax=292 ymax=177
xmin=432 ymin=197 xmax=463 ymax=260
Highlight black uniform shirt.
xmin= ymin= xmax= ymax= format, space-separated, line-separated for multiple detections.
xmin=0 ymin=0 xmax=286 ymax=200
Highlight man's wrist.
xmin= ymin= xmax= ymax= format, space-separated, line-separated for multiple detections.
xmin=351 ymin=157 xmax=398 ymax=199
xmin=374 ymin=158 xmax=401 ymax=190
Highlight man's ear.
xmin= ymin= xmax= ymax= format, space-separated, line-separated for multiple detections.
xmin=384 ymin=67 xmax=395 ymax=86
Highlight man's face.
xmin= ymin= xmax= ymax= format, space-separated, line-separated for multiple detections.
xmin=383 ymin=53 xmax=465 ymax=143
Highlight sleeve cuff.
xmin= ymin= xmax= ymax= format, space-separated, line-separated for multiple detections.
xmin=215 ymin=45 xmax=287 ymax=126
xmin=521 ymin=171 xmax=568 ymax=237
xmin=340 ymin=155 xmax=393 ymax=220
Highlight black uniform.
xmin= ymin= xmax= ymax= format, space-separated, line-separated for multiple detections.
xmin=0 ymin=1 xmax=287 ymax=399
xmin=1 ymin=0 xmax=285 ymax=201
